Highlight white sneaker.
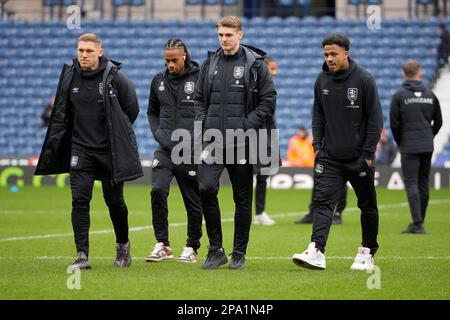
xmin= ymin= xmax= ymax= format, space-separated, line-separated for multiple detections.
xmin=350 ymin=247 xmax=374 ymax=271
xmin=254 ymin=212 xmax=276 ymax=226
xmin=177 ymin=247 xmax=197 ymax=263
xmin=292 ymin=242 xmax=326 ymax=270
xmin=145 ymin=242 xmax=173 ymax=262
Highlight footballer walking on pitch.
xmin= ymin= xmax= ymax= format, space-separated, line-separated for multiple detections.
xmin=35 ymin=33 xmax=143 ymax=270
xmin=195 ymin=16 xmax=277 ymax=269
xmin=292 ymin=34 xmax=383 ymax=271
xmin=145 ymin=38 xmax=203 ymax=263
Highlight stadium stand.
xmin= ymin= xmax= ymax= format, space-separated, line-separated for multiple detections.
xmin=0 ymin=17 xmax=446 ymax=162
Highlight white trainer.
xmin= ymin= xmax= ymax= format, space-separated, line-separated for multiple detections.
xmin=145 ymin=242 xmax=173 ymax=262
xmin=177 ymin=247 xmax=197 ymax=263
xmin=350 ymin=247 xmax=374 ymax=271
xmin=292 ymin=242 xmax=326 ymax=270
xmin=254 ymin=212 xmax=276 ymax=226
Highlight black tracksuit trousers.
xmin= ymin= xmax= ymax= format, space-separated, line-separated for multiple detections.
xmin=198 ymin=159 xmax=253 ymax=256
xmin=70 ymin=146 xmax=129 ymax=257
xmin=255 ymin=174 xmax=268 ymax=215
xmin=151 ymin=148 xmax=202 ymax=251
xmin=311 ymin=152 xmax=379 ymax=255
xmin=309 ymin=184 xmax=348 ymax=215
xmin=400 ymin=152 xmax=432 ymax=225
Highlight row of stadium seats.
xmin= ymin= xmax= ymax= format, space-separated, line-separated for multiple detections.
xmin=0 ymin=17 xmax=444 ymax=163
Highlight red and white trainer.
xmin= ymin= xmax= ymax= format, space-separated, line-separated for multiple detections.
xmin=292 ymin=242 xmax=326 ymax=270
xmin=350 ymin=246 xmax=374 ymax=271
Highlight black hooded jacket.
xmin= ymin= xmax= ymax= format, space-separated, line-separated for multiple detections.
xmin=390 ymin=80 xmax=442 ymax=154
xmin=147 ymin=61 xmax=200 ymax=151
xmin=35 ymin=57 xmax=143 ymax=184
xmin=312 ymin=57 xmax=383 ymax=161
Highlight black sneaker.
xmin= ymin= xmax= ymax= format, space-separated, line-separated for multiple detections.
xmin=332 ymin=213 xmax=342 ymax=225
xmin=68 ymin=251 xmax=92 ymax=271
xmin=402 ymin=223 xmax=426 ymax=234
xmin=229 ymin=253 xmax=245 ymax=270
xmin=294 ymin=213 xmax=313 ymax=224
xmin=115 ymin=241 xmax=132 ymax=268
xmin=201 ymin=247 xmax=228 ymax=269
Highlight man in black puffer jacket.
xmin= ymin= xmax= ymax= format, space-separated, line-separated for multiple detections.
xmin=35 ymin=33 xmax=142 ymax=270
xmin=390 ymin=60 xmax=442 ymax=234
xmin=195 ymin=16 xmax=277 ymax=270
xmin=145 ymin=38 xmax=202 ymax=264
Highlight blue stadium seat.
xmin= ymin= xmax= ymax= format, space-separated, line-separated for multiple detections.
xmin=0 ymin=19 xmax=442 ymax=156
xmin=42 ymin=0 xmax=57 ymax=6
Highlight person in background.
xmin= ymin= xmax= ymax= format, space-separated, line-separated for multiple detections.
xmin=390 ymin=60 xmax=442 ymax=234
xmin=286 ymin=126 xmax=315 ymax=168
xmin=438 ymin=22 xmax=450 ymax=70
xmin=253 ymin=56 xmax=278 ymax=226
xmin=375 ymin=128 xmax=397 ymax=166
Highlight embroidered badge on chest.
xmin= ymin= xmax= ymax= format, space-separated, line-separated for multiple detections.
xmin=184 ymin=81 xmax=194 ymax=94
xmin=347 ymin=88 xmax=358 ymax=105
xmin=233 ymin=66 xmax=244 ymax=79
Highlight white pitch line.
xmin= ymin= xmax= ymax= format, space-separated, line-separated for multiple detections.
xmin=1 ymin=199 xmax=450 ymax=242
xmin=0 ymin=256 xmax=449 ymax=261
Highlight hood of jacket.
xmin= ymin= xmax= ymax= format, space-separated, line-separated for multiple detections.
xmin=208 ymin=44 xmax=266 ymax=63
xmin=322 ymin=57 xmax=357 ymax=82
xmin=402 ymin=79 xmax=426 ymax=92
xmin=72 ymin=56 xmax=121 ymax=76
xmin=164 ymin=60 xmax=199 ymax=80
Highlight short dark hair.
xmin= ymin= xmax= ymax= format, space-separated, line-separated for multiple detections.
xmin=322 ymin=34 xmax=350 ymax=51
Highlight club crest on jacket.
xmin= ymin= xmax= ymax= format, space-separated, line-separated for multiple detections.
xmin=184 ymin=81 xmax=194 ymax=94
xmin=233 ymin=66 xmax=244 ymax=79
xmin=347 ymin=88 xmax=358 ymax=105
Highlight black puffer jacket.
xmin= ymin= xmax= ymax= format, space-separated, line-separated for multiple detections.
xmin=35 ymin=58 xmax=143 ymax=183
xmin=195 ymin=45 xmax=279 ymax=174
xmin=390 ymin=80 xmax=442 ymax=153
xmin=147 ymin=62 xmax=199 ymax=151
xmin=195 ymin=45 xmax=276 ymax=133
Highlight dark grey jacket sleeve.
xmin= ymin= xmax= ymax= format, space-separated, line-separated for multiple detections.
xmin=114 ymin=71 xmax=139 ymax=124
xmin=147 ymin=76 xmax=160 ymax=140
xmin=361 ymin=76 xmax=383 ymax=160
xmin=312 ymin=78 xmax=324 ymax=153
xmin=194 ymin=59 xmax=209 ymax=124
xmin=243 ymin=61 xmax=277 ymax=130
xmin=389 ymin=92 xmax=401 ymax=146
xmin=432 ymin=93 xmax=443 ymax=136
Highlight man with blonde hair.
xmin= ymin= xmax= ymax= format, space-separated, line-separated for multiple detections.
xmin=35 ymin=33 xmax=142 ymax=270
xmin=390 ymin=60 xmax=442 ymax=234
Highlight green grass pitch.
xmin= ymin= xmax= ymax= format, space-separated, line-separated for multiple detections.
xmin=1 ymin=185 xmax=449 ymax=300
